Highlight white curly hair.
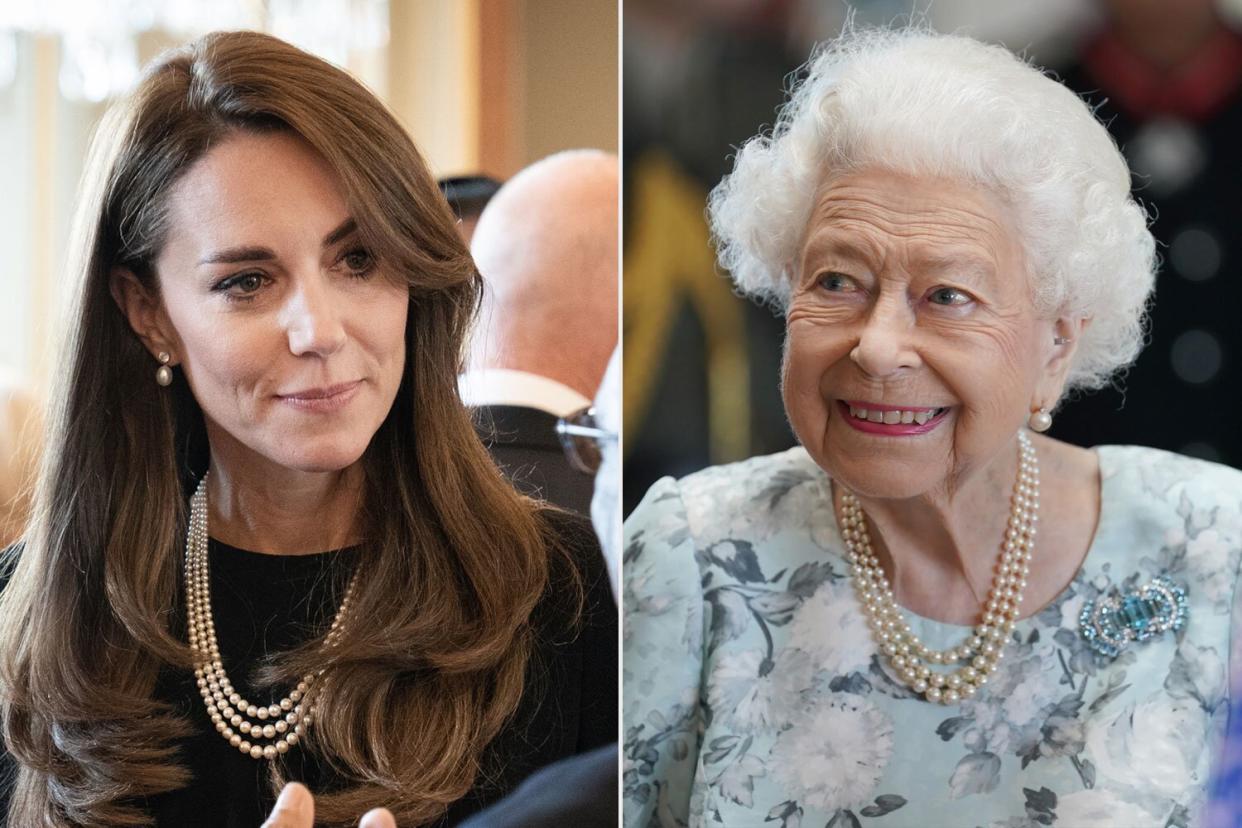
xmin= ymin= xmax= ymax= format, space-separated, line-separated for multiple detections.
xmin=708 ymin=26 xmax=1156 ymax=394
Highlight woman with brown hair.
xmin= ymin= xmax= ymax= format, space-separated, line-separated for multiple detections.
xmin=0 ymin=30 xmax=615 ymax=827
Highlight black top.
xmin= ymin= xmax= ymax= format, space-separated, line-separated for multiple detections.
xmin=0 ymin=510 xmax=617 ymax=826
xmin=457 ymin=743 xmax=617 ymax=828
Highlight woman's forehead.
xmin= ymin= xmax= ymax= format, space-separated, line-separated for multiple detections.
xmin=160 ymin=132 xmax=352 ymax=262
xmin=801 ymin=169 xmax=1022 ymax=270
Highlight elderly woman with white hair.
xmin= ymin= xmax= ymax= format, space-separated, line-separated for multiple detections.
xmin=623 ymin=27 xmax=1242 ymax=828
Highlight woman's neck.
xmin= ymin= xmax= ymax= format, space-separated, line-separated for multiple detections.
xmin=204 ymin=446 xmax=365 ymax=556
xmin=835 ymin=434 xmax=1099 ymax=625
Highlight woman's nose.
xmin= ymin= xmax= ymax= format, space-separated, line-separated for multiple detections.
xmin=850 ymin=300 xmax=920 ymax=377
xmin=283 ymin=276 xmax=346 ymax=357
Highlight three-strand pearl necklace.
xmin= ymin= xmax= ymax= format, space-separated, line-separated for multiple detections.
xmin=839 ymin=430 xmax=1038 ymax=705
xmin=186 ymin=474 xmax=357 ymax=760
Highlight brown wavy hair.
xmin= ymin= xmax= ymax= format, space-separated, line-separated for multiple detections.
xmin=0 ymin=30 xmax=575 ymax=826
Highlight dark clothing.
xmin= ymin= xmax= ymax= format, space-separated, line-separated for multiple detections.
xmin=474 ymin=405 xmax=595 ymax=515
xmin=1050 ymin=28 xmax=1242 ymax=467
xmin=457 ymin=743 xmax=617 ymax=828
xmin=0 ymin=510 xmax=617 ymax=826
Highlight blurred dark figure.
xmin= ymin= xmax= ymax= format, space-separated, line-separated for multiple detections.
xmin=439 ymin=175 xmax=502 ymax=244
xmin=1050 ymin=0 xmax=1242 ymax=466
xmin=464 ymin=151 xmax=619 ymax=516
xmin=623 ymin=0 xmax=803 ymax=515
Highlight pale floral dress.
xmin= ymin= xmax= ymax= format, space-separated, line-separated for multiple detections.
xmin=623 ymin=444 xmax=1242 ymax=828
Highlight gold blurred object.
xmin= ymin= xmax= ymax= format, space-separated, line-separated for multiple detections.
xmin=624 ymin=151 xmax=750 ymax=463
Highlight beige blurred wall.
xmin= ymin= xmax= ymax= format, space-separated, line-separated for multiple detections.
xmin=389 ymin=0 xmax=617 ymax=179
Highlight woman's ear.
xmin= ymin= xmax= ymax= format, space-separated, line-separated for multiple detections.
xmin=1034 ymin=316 xmax=1091 ymax=409
xmin=109 ymin=267 xmax=180 ymax=361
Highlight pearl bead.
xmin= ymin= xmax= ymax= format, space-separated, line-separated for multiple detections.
xmin=183 ymin=474 xmax=350 ymax=762
xmin=842 ymin=432 xmax=1036 ymax=706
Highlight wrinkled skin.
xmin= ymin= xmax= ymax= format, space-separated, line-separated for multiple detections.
xmin=781 ymin=167 xmax=1096 ymax=622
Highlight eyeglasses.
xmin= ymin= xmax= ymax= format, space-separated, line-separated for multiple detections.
xmin=556 ymin=407 xmax=617 ymax=475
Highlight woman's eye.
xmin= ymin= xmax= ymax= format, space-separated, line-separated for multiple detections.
xmin=818 ymin=272 xmax=856 ymax=293
xmin=341 ymin=247 xmax=375 ymax=276
xmin=215 ymin=272 xmax=267 ymax=297
xmin=928 ymin=286 xmax=972 ymax=306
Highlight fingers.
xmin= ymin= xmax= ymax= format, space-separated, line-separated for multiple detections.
xmin=261 ymin=782 xmax=315 ymax=828
xmin=359 ymin=807 xmax=397 ymax=828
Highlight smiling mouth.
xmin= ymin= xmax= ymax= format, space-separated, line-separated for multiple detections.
xmin=277 ymin=381 xmax=362 ymax=411
xmin=837 ymin=400 xmax=951 ymax=434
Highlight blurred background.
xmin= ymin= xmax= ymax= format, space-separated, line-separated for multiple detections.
xmin=623 ymin=0 xmax=1242 ymax=512
xmin=0 ymin=0 xmax=618 ymax=546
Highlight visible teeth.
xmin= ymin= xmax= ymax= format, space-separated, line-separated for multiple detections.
xmin=847 ymin=404 xmax=946 ymax=424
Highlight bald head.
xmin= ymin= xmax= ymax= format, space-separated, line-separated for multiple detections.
xmin=469 ymin=150 xmax=619 ymax=398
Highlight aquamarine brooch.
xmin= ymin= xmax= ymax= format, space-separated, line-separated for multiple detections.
xmin=1079 ymin=576 xmax=1188 ymax=658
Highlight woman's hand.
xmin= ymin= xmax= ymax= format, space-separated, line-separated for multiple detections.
xmin=262 ymin=782 xmax=397 ymax=828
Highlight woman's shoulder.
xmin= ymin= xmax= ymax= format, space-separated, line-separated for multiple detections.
xmin=628 ymin=446 xmax=833 ymax=551
xmin=1095 ymin=445 xmax=1242 ymax=514
xmin=1090 ymin=445 xmax=1242 ymax=612
xmin=534 ymin=506 xmax=612 ymax=622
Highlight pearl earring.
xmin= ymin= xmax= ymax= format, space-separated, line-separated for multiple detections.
xmin=1028 ymin=407 xmax=1052 ymax=432
xmin=156 ymin=351 xmax=173 ymax=387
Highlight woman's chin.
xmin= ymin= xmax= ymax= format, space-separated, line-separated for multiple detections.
xmin=815 ymin=439 xmax=952 ymax=501
xmin=801 ymin=415 xmax=954 ymax=500
xmin=827 ymin=466 xmax=943 ymax=501
xmin=262 ymin=441 xmax=371 ymax=475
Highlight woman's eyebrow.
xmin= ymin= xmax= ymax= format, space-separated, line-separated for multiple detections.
xmin=916 ymin=252 xmax=996 ymax=285
xmin=322 ymin=217 xmax=357 ymax=247
xmin=196 ymin=218 xmax=357 ymax=266
xmin=802 ymin=232 xmax=876 ymax=267
xmin=198 ymin=245 xmax=275 ymax=266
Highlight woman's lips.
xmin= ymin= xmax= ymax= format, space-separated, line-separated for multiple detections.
xmin=277 ymin=381 xmax=361 ymax=412
xmin=837 ymin=399 xmax=950 ymax=436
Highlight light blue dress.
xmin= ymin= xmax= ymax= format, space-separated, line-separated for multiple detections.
xmin=623 ymin=445 xmax=1242 ymax=828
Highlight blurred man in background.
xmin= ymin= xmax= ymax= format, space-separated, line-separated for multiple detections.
xmin=463 ymin=149 xmax=619 ymax=515
xmin=439 ymin=175 xmax=503 ymax=244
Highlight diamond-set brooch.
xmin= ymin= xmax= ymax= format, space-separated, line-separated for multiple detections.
xmin=1079 ymin=575 xmax=1188 ymax=658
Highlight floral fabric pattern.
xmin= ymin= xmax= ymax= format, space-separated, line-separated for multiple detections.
xmin=623 ymin=445 xmax=1242 ymax=828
